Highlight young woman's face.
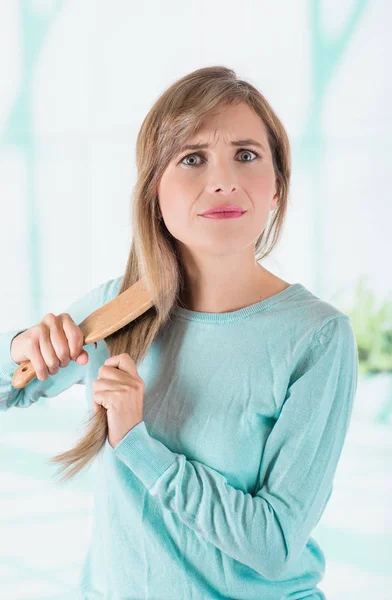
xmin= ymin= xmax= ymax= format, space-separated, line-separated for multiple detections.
xmin=157 ymin=102 xmax=279 ymax=258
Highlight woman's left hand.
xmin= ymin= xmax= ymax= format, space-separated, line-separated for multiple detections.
xmin=92 ymin=353 xmax=144 ymax=449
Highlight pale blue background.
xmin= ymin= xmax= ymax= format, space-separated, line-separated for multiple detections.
xmin=0 ymin=1 xmax=391 ymax=598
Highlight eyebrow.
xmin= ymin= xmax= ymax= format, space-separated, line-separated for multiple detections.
xmin=178 ymin=138 xmax=267 ymax=153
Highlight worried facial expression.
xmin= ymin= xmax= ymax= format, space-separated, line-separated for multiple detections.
xmin=157 ymin=102 xmax=279 ymax=258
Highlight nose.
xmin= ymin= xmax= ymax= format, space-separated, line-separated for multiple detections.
xmin=205 ymin=158 xmax=238 ymax=194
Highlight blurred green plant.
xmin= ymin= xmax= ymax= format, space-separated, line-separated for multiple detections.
xmin=332 ymin=276 xmax=392 ymax=377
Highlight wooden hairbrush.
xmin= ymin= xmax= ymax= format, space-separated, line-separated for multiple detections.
xmin=11 ymin=278 xmax=154 ymax=389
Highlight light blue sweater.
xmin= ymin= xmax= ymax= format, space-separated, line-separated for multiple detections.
xmin=0 ymin=276 xmax=359 ymax=599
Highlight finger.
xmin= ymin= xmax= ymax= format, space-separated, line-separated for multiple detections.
xmin=39 ymin=324 xmax=61 ymax=375
xmin=29 ymin=332 xmax=51 ymax=380
xmin=104 ymin=353 xmax=140 ymax=378
xmin=62 ymin=315 xmax=87 ymax=362
xmin=98 ymin=365 xmax=132 ymax=384
xmin=93 ymin=377 xmax=128 ymax=392
xmin=92 ymin=398 xmax=104 ymax=414
xmin=49 ymin=318 xmax=73 ymax=368
xmin=92 ymin=388 xmax=119 ymax=410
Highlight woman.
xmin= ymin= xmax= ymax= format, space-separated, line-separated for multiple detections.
xmin=0 ymin=66 xmax=358 ymax=599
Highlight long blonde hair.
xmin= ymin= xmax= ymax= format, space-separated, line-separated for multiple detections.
xmin=50 ymin=65 xmax=291 ymax=482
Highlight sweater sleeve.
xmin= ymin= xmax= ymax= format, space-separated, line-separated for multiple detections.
xmin=110 ymin=315 xmax=359 ymax=580
xmin=0 ymin=279 xmax=111 ymax=411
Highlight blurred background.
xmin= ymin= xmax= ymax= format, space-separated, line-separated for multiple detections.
xmin=0 ymin=1 xmax=391 ymax=598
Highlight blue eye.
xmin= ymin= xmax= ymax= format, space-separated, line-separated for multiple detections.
xmin=179 ymin=149 xmax=261 ymax=167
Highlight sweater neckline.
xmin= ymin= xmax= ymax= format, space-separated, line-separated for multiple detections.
xmin=171 ymin=282 xmax=305 ymax=323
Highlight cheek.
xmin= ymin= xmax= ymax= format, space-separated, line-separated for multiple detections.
xmin=159 ymin=175 xmax=197 ymax=217
xmin=247 ymin=170 xmax=277 ymax=209
xmin=248 ymin=165 xmax=275 ymax=189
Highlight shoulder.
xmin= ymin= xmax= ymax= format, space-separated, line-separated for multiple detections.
xmin=291 ymin=284 xmax=353 ymax=338
xmin=296 ymin=284 xmax=348 ymax=319
xmin=313 ymin=315 xmax=356 ymax=355
xmin=280 ymin=285 xmax=357 ymax=375
xmin=100 ymin=274 xmax=124 ymax=304
xmin=62 ymin=275 xmax=123 ymax=327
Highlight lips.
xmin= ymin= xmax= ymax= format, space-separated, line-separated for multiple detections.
xmin=201 ymin=212 xmax=245 ymax=220
xmin=200 ymin=205 xmax=245 ymax=216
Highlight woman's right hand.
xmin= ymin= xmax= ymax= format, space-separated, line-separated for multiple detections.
xmin=10 ymin=313 xmax=89 ymax=380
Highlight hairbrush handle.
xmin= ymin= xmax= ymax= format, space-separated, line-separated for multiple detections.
xmin=11 ymin=278 xmax=154 ymax=389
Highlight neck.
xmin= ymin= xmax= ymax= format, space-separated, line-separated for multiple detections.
xmin=178 ymin=260 xmax=282 ymax=314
